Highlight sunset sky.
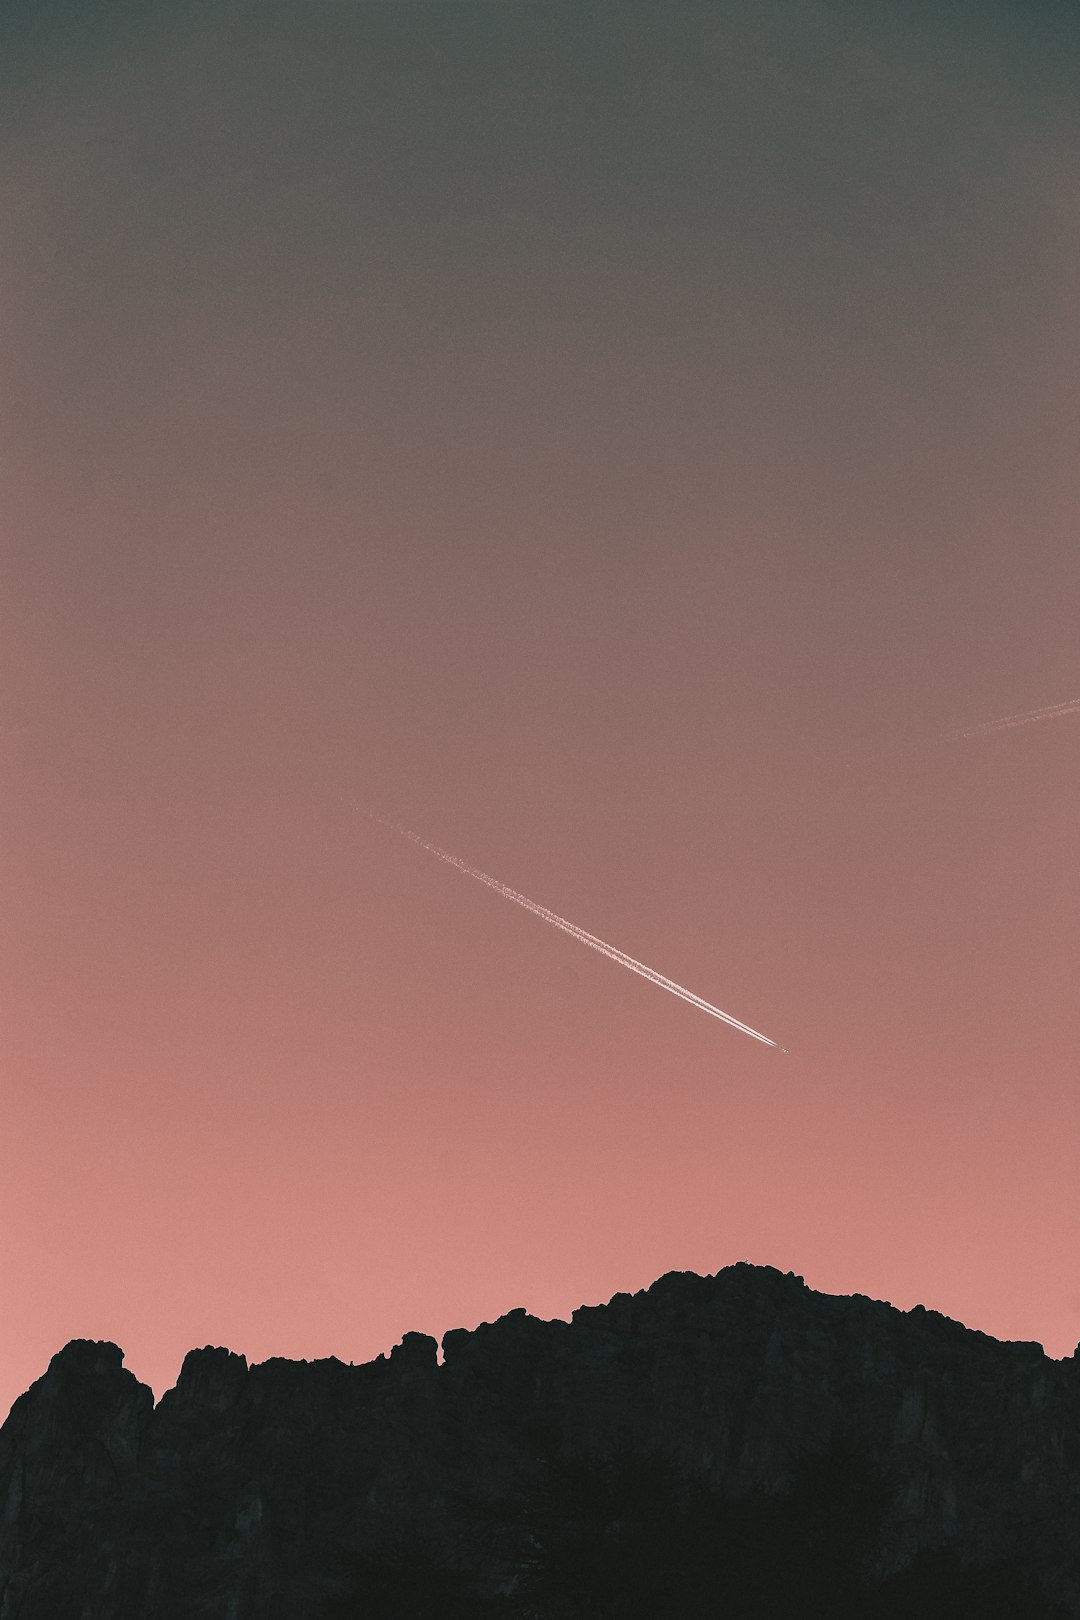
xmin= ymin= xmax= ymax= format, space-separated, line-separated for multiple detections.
xmin=2 ymin=0 xmax=1078 ymax=1417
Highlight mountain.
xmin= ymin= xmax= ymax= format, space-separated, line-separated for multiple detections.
xmin=2 ymin=1264 xmax=1078 ymax=1617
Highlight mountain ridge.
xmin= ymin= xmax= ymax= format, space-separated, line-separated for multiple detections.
xmin=3 ymin=1263 xmax=1079 ymax=1616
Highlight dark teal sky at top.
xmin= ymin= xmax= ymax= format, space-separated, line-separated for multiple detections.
xmin=4 ymin=0 xmax=1075 ymax=799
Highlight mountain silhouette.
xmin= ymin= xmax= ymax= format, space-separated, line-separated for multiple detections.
xmin=2 ymin=1264 xmax=1078 ymax=1616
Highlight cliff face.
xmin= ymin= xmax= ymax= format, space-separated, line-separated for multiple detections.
xmin=2 ymin=1264 xmax=1079 ymax=1618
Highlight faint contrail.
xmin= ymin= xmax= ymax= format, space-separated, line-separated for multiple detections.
xmin=940 ymin=697 xmax=1080 ymax=744
xmin=371 ymin=816 xmax=786 ymax=1051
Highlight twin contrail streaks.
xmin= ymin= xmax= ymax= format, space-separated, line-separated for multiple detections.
xmin=371 ymin=816 xmax=785 ymax=1051
xmin=941 ymin=697 xmax=1080 ymax=744
xmin=365 ymin=696 xmax=1074 ymax=1052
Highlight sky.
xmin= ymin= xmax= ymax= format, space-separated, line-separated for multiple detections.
xmin=2 ymin=0 xmax=1078 ymax=1416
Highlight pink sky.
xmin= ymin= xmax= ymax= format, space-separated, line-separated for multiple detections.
xmin=2 ymin=0 xmax=1078 ymax=1417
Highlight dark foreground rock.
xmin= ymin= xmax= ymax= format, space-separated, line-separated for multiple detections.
xmin=2 ymin=1264 xmax=1079 ymax=1617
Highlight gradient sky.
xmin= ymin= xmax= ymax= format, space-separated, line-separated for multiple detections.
xmin=3 ymin=0 xmax=1078 ymax=1417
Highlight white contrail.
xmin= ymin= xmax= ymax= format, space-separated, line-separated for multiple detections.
xmin=940 ymin=697 xmax=1080 ymax=744
xmin=371 ymin=816 xmax=786 ymax=1051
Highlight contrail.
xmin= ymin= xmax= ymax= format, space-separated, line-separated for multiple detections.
xmin=940 ymin=697 xmax=1080 ymax=744
xmin=371 ymin=816 xmax=786 ymax=1051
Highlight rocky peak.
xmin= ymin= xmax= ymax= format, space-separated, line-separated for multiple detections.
xmin=162 ymin=1345 xmax=249 ymax=1414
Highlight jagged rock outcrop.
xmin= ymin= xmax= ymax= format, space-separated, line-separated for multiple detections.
xmin=2 ymin=1264 xmax=1079 ymax=1616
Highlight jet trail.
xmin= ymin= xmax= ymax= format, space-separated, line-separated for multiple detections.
xmin=372 ymin=816 xmax=785 ymax=1051
xmin=940 ymin=697 xmax=1080 ymax=744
